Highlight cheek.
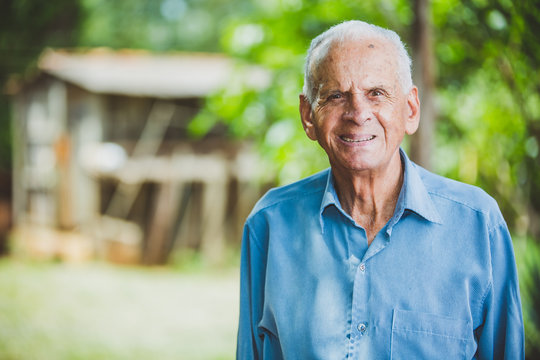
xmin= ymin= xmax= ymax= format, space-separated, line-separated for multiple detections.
xmin=315 ymin=110 xmax=338 ymax=131
xmin=379 ymin=105 xmax=408 ymax=129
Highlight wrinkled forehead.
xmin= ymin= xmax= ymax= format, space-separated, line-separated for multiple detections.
xmin=312 ymin=37 xmax=400 ymax=87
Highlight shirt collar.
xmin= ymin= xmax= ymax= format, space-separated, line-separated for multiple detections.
xmin=390 ymin=149 xmax=442 ymax=227
xmin=319 ymin=148 xmax=442 ymax=233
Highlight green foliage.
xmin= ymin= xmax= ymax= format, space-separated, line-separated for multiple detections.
xmin=189 ymin=0 xmax=540 ymax=239
xmin=432 ymin=0 xmax=540 ymax=235
xmin=2 ymin=0 xmax=538 ymax=232
xmin=515 ymin=238 xmax=540 ymax=358
xmin=0 ymin=0 xmax=83 ymax=81
xmin=2 ymin=0 xmax=538 ymax=227
xmin=435 ymin=67 xmax=528 ymax=228
xmin=78 ymin=0 xmax=255 ymax=52
xmin=189 ymin=0 xmax=415 ymax=183
xmin=0 ymin=0 xmax=83 ymax=172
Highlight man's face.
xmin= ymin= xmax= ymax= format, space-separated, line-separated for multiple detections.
xmin=300 ymin=38 xmax=419 ymax=176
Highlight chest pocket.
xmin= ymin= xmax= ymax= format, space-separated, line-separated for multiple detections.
xmin=390 ymin=309 xmax=476 ymax=360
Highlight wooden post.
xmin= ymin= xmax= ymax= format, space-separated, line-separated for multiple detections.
xmin=144 ymin=181 xmax=182 ymax=265
xmin=171 ymin=181 xmax=201 ymax=251
xmin=55 ymin=133 xmax=73 ymax=229
xmin=73 ymin=93 xmax=104 ymax=232
xmin=233 ymin=149 xmax=263 ymax=245
xmin=200 ymin=178 xmax=227 ymax=264
xmin=410 ymin=0 xmax=436 ymax=170
xmin=47 ymin=80 xmax=74 ymax=229
xmin=11 ymin=94 xmax=26 ymax=226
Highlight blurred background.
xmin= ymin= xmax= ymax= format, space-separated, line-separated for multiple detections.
xmin=0 ymin=0 xmax=539 ymax=358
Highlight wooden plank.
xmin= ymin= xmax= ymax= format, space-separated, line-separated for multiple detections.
xmin=104 ymin=100 xmax=176 ymax=218
xmin=144 ymin=181 xmax=182 ymax=265
xmin=200 ymin=179 xmax=227 ymax=264
xmin=55 ymin=133 xmax=73 ymax=229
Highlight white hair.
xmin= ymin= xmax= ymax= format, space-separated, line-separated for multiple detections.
xmin=302 ymin=20 xmax=413 ymax=106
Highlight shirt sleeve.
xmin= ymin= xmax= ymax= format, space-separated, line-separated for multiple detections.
xmin=476 ymin=220 xmax=525 ymax=359
xmin=237 ymin=223 xmax=266 ymax=360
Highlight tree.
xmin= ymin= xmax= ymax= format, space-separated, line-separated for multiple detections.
xmin=410 ymin=0 xmax=436 ymax=170
xmin=0 ymin=0 xmax=83 ymax=172
xmin=431 ymin=0 xmax=540 ymax=238
xmin=189 ymin=0 xmax=415 ymax=183
xmin=190 ymin=0 xmax=540 ymax=242
xmin=78 ymin=0 xmax=255 ymax=52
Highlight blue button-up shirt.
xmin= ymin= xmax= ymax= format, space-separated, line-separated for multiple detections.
xmin=237 ymin=150 xmax=524 ymax=359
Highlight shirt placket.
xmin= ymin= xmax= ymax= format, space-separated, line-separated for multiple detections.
xmin=346 ymin=230 xmax=390 ymax=359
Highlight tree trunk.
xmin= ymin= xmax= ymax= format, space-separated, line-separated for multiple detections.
xmin=410 ymin=0 xmax=436 ymax=170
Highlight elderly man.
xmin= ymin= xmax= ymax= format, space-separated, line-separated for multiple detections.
xmin=237 ymin=20 xmax=524 ymax=359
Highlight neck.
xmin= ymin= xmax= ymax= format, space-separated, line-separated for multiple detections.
xmin=332 ymin=154 xmax=403 ymax=245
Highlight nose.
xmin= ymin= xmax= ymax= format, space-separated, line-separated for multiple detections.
xmin=343 ymin=93 xmax=371 ymax=125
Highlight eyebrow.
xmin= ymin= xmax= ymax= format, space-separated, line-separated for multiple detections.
xmin=368 ymin=84 xmax=390 ymax=90
xmin=320 ymin=84 xmax=390 ymax=95
xmin=317 ymin=88 xmax=340 ymax=97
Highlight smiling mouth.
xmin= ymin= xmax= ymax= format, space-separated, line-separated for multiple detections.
xmin=340 ymin=135 xmax=376 ymax=143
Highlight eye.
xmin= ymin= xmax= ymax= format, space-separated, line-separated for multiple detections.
xmin=370 ymin=89 xmax=384 ymax=97
xmin=328 ymin=93 xmax=343 ymax=100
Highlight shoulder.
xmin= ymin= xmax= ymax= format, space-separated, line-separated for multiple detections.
xmin=249 ymin=168 xmax=329 ymax=217
xmin=414 ymin=164 xmax=504 ymax=226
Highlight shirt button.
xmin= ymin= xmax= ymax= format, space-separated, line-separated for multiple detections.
xmin=359 ymin=263 xmax=366 ymax=272
xmin=357 ymin=322 xmax=368 ymax=334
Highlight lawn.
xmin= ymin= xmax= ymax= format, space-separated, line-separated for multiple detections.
xmin=0 ymin=258 xmax=239 ymax=360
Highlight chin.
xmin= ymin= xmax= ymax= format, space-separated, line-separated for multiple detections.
xmin=336 ymin=159 xmax=379 ymax=173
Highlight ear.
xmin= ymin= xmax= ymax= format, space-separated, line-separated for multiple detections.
xmin=299 ymin=94 xmax=318 ymax=141
xmin=405 ymin=86 xmax=420 ymax=135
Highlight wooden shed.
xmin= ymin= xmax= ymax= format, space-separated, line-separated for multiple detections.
xmin=10 ymin=48 xmax=271 ymax=264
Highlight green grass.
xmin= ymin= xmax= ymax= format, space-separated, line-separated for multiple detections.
xmin=0 ymin=258 xmax=239 ymax=360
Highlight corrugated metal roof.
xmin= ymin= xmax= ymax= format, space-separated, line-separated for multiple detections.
xmin=37 ymin=48 xmax=270 ymax=98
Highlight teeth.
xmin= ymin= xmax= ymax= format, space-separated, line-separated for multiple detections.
xmin=341 ymin=135 xmax=375 ymax=143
